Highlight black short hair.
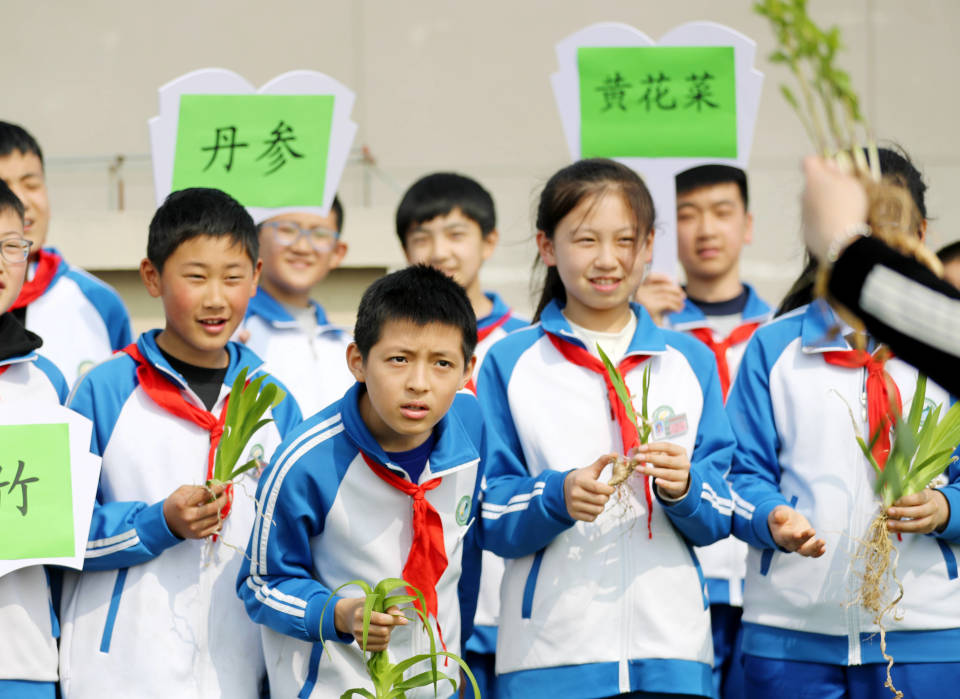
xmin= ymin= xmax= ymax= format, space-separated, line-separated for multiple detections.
xmin=0 ymin=122 xmax=44 ymax=167
xmin=0 ymin=179 xmax=25 ymax=224
xmin=353 ymin=265 xmax=477 ymax=362
xmin=395 ymin=172 xmax=496 ymax=246
xmin=937 ymin=240 xmax=960 ymax=266
xmin=148 ymin=188 xmax=257 ymax=271
xmin=676 ymin=165 xmax=749 ymax=209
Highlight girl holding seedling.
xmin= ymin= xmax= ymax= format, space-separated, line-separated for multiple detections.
xmin=726 ymin=151 xmax=960 ymax=697
xmin=478 ymin=158 xmax=736 ymax=698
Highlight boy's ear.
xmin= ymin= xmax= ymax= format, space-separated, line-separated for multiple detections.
xmin=460 ymin=354 xmax=478 ymax=389
xmin=250 ymin=258 xmax=263 ymax=297
xmin=743 ymin=211 xmax=755 ymax=246
xmin=481 ymin=228 xmax=499 ymax=262
xmin=140 ymin=258 xmax=162 ymax=298
xmin=346 ymin=342 xmax=366 ymax=383
xmin=536 ymin=231 xmax=556 ymax=267
xmin=329 ymin=240 xmax=348 ymax=270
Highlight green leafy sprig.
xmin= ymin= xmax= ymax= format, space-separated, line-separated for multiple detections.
xmin=319 ymin=577 xmax=480 ymax=699
xmin=597 ymin=344 xmax=652 ymax=446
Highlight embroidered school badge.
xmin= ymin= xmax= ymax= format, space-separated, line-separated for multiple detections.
xmin=456 ymin=495 xmax=472 ymax=525
xmin=245 ymin=444 xmax=268 ymax=476
xmin=651 ymin=405 xmax=689 ymax=440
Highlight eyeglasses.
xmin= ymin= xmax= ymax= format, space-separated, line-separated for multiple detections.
xmin=260 ymin=221 xmax=339 ymax=253
xmin=0 ymin=236 xmax=32 ymax=263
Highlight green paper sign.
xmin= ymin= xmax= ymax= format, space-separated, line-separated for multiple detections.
xmin=171 ymin=94 xmax=335 ymax=208
xmin=578 ymin=46 xmax=737 ymax=158
xmin=0 ymin=423 xmax=73 ymax=559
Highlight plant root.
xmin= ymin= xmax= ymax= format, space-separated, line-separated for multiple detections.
xmin=853 ymin=511 xmax=904 ymax=699
xmin=609 ymin=456 xmax=636 ymax=488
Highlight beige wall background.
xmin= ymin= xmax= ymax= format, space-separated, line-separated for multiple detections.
xmin=4 ymin=0 xmax=959 ymax=332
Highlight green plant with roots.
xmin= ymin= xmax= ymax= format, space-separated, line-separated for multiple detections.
xmin=319 ymin=577 xmax=480 ymax=699
xmin=841 ymin=374 xmax=960 ymax=698
xmin=597 ymin=345 xmax=651 ymax=487
xmin=209 ymin=367 xmax=286 ymax=488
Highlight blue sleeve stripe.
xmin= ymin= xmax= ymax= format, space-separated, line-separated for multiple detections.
xmin=700 ymin=483 xmax=734 ymax=515
xmin=245 ymin=575 xmax=308 ymax=618
xmin=481 ymin=482 xmax=546 ymax=520
xmin=251 ymin=416 xmax=345 ymax=577
xmin=85 ymin=531 xmax=139 ymax=558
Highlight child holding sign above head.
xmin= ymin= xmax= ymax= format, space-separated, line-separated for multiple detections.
xmin=237 ymin=265 xmax=483 ymax=698
xmin=0 ymin=180 xmax=70 ymax=699
xmin=58 ymin=188 xmax=302 ymax=699
xmin=242 ymin=195 xmax=355 ymax=416
xmin=396 ymin=172 xmax=527 ymax=695
xmin=0 ymin=122 xmax=132 ymax=389
xmin=635 ymin=164 xmax=771 ymax=699
xmin=397 ymin=173 xmax=528 ymax=376
xmin=479 ymin=158 xmax=736 ymax=699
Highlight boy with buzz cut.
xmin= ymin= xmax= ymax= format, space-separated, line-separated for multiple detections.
xmin=396 ymin=172 xmax=525 ymax=693
xmin=0 ymin=121 xmax=132 ymax=389
xmin=58 ymin=188 xmax=302 ymax=699
xmin=397 ymin=172 xmax=527 ymax=377
xmin=0 ymin=179 xmax=70 ymax=699
xmin=243 ymin=196 xmax=355 ymax=416
xmin=238 ymin=264 xmax=483 ymax=699
xmin=635 ymin=164 xmax=771 ymax=699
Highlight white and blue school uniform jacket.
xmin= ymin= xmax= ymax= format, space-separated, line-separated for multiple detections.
xmin=0 ymin=344 xmax=69 ymax=686
xmin=58 ymin=331 xmax=302 ymax=699
xmin=25 ymin=248 xmax=132 ymax=389
xmin=478 ymin=300 xmax=736 ymax=698
xmin=667 ymin=283 xmax=772 ymax=608
xmin=243 ymin=287 xmax=354 ymax=417
xmin=467 ymin=291 xmax=527 ymax=657
xmin=727 ymin=300 xmax=960 ymax=666
xmin=237 ymin=383 xmax=483 ymax=699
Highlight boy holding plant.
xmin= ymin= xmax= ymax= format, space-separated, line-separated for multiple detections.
xmin=0 ymin=180 xmax=69 ymax=699
xmin=58 ymin=188 xmax=302 ymax=698
xmin=237 ymin=265 xmax=483 ymax=698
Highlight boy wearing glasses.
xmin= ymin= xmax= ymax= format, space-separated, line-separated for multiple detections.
xmin=242 ymin=197 xmax=354 ymax=415
xmin=0 ymin=179 xmax=69 ymax=699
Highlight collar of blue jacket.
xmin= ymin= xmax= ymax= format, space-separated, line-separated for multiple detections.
xmin=134 ymin=328 xmax=266 ymax=392
xmin=668 ymin=282 xmax=772 ymax=330
xmin=245 ymin=286 xmax=345 ymax=332
xmin=539 ymin=298 xmax=668 ymax=357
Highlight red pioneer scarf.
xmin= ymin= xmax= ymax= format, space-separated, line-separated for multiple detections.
xmin=689 ymin=322 xmax=762 ymax=401
xmin=12 ymin=249 xmax=62 ymax=310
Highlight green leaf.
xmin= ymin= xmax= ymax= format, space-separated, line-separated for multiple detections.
xmin=907 ymin=374 xmax=928 ymax=434
xmin=340 ymin=690 xmax=376 ymax=699
xmin=226 ymin=458 xmax=260 ymax=482
xmin=596 ymin=344 xmax=639 ymax=432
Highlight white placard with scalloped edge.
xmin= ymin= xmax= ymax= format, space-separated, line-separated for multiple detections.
xmin=149 ymin=68 xmax=357 ymax=223
xmin=551 ymin=22 xmax=763 ymax=277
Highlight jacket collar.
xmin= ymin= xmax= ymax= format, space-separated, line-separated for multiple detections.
xmin=540 ymin=298 xmax=667 ymax=356
xmin=246 ymin=286 xmax=342 ymax=333
xmin=135 ymin=329 xmax=265 ymax=392
xmin=478 ymin=291 xmax=512 ymax=330
xmin=339 ymin=382 xmax=480 ymax=481
xmin=668 ymin=283 xmax=772 ymax=331
xmin=800 ymin=299 xmax=852 ymax=353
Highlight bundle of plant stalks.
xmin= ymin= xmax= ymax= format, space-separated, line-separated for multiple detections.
xmin=845 ymin=374 xmax=960 ymax=697
xmin=754 ymin=0 xmax=944 ymax=315
xmin=206 ymin=367 xmax=285 ymax=536
xmin=319 ymin=577 xmax=480 ymax=699
xmin=597 ymin=345 xmax=651 ymax=487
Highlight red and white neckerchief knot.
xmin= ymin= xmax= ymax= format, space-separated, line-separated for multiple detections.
xmin=361 ymin=451 xmax=449 ymax=655
xmin=689 ymin=321 xmax=761 ymax=401
xmin=122 ymin=344 xmax=235 ymax=538
xmin=546 ymin=333 xmax=654 ymax=538
xmin=822 ymin=347 xmax=903 ymax=470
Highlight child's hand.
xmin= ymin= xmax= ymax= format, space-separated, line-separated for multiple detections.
xmin=162 ymin=482 xmax=228 ymax=540
xmin=632 ymin=442 xmax=691 ymax=499
xmin=634 ymin=272 xmax=686 ymax=326
xmin=887 ymin=488 xmax=950 ymax=534
xmin=334 ymin=598 xmax=408 ymax=652
xmin=768 ymin=505 xmax=826 ymax=557
xmin=564 ymin=454 xmax=617 ymax=522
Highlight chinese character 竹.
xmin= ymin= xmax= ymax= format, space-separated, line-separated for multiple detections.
xmin=0 ymin=460 xmax=39 ymax=516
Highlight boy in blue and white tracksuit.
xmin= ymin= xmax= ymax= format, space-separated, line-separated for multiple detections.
xmin=479 ymin=300 xmax=736 ymax=698
xmin=0 ymin=317 xmax=69 ymax=698
xmin=727 ymin=299 xmax=960 ymax=695
xmin=472 ymin=291 xmax=528 ymax=374
xmin=244 ymin=286 xmax=354 ymax=416
xmin=58 ymin=332 xmax=301 ymax=698
xmin=237 ymin=266 xmax=484 ymax=699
